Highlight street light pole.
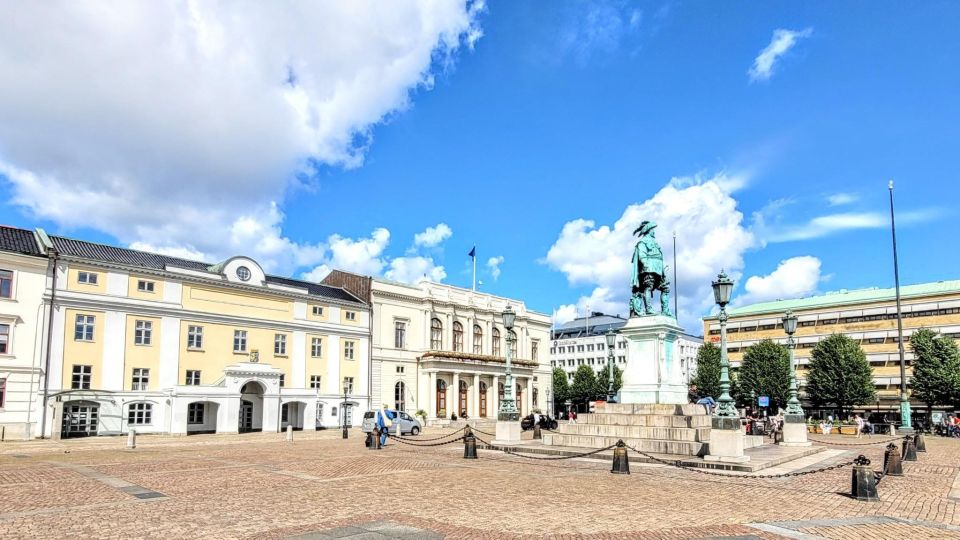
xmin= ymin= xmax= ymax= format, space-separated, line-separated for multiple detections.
xmin=888 ymin=180 xmax=912 ymax=430
xmin=783 ymin=310 xmax=804 ymax=417
xmin=712 ymin=271 xmax=737 ymax=418
xmin=605 ymin=329 xmax=617 ymax=403
xmin=497 ymin=306 xmax=519 ymax=421
xmin=342 ymin=381 xmax=349 ymax=439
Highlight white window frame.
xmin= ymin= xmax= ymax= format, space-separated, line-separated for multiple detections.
xmin=344 ymin=341 xmax=355 ymax=360
xmin=137 ymin=280 xmax=155 ymax=293
xmin=274 ymin=333 xmax=287 ymax=355
xmin=310 ymin=375 xmax=322 ymax=389
xmin=185 ymin=370 xmax=201 ymax=385
xmin=233 ymin=330 xmax=247 ymax=353
xmin=394 ymin=320 xmax=406 ymax=349
xmin=71 ymin=364 xmax=92 ymax=389
xmin=311 ymin=337 xmax=322 ymax=358
xmin=0 ymin=269 xmax=13 ymax=299
xmin=77 ymin=271 xmax=98 ymax=285
xmin=74 ymin=314 xmax=95 ymax=341
xmin=127 ymin=402 xmax=152 ymax=425
xmin=312 ymin=306 xmax=324 ymax=316
xmin=131 ymin=368 xmax=149 ymax=391
xmin=187 ymin=402 xmax=204 ymax=424
xmin=343 ymin=377 xmax=354 ymax=394
xmin=187 ymin=325 xmax=203 ymax=350
xmin=345 ymin=311 xmax=357 ymax=321
xmin=134 ymin=320 xmax=152 ymax=346
xmin=0 ymin=322 xmax=10 ymax=355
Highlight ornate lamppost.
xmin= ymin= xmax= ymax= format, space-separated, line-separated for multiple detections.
xmin=497 ymin=305 xmax=519 ymax=421
xmin=342 ymin=380 xmax=349 ymax=439
xmin=711 ymin=271 xmax=737 ymax=419
xmin=783 ymin=310 xmax=804 ymax=416
xmin=605 ymin=329 xmax=617 ymax=403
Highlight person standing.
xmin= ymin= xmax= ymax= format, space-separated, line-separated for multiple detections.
xmin=376 ymin=404 xmax=395 ymax=447
xmin=854 ymin=414 xmax=865 ymax=439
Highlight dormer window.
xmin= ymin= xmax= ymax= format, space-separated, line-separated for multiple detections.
xmin=236 ymin=266 xmax=251 ymax=281
xmin=137 ymin=280 xmax=155 ymax=293
xmin=78 ymin=271 xmax=98 ymax=285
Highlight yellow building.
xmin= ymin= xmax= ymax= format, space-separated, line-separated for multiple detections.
xmin=703 ymin=280 xmax=960 ymax=415
xmin=36 ymin=231 xmax=370 ymax=438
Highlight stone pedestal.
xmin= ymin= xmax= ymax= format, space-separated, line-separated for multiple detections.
xmin=619 ymin=315 xmax=687 ymax=405
xmin=493 ymin=420 xmax=521 ymax=445
xmin=704 ymin=417 xmax=750 ymax=463
xmin=780 ymin=414 xmax=811 ymax=447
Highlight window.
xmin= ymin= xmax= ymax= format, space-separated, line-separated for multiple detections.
xmin=71 ymin=365 xmax=92 ymax=389
xmin=233 ymin=330 xmax=247 ymax=352
xmin=577 ymin=345 xmax=584 ymax=352
xmin=709 ymin=329 xmax=720 ymax=335
xmin=312 ymin=305 xmax=324 ymax=316
xmin=396 ymin=365 xmax=405 ymax=374
xmin=800 ymin=321 xmax=816 ymax=327
xmin=395 ymin=381 xmax=406 ymax=412
xmin=587 ymin=344 xmax=594 ymax=351
xmin=344 ymin=341 xmax=355 ymax=360
xmin=134 ymin=320 xmax=152 ymax=346
xmin=311 ymin=337 xmax=322 ymax=358
xmin=473 ymin=325 xmax=483 ymax=354
xmin=187 ymin=325 xmax=203 ymax=349
xmin=127 ymin=403 xmax=152 ymax=425
xmin=343 ymin=377 xmax=354 ymax=394
xmin=0 ymin=270 xmax=12 ymax=298
xmin=430 ymin=318 xmax=442 ymax=349
xmin=185 ymin=370 xmax=200 ymax=385
xmin=758 ymin=324 xmax=775 ymax=331
xmin=453 ymin=321 xmax=464 ymax=352
xmin=345 ymin=311 xmax=357 ymax=321
xmin=492 ymin=327 xmax=501 ymax=356
xmin=77 ymin=271 xmax=98 ymax=285
xmin=187 ymin=403 xmax=204 ymax=424
xmin=274 ymin=333 xmax=287 ymax=355
xmin=597 ymin=343 xmax=605 ymax=350
xmin=279 ymin=374 xmax=285 ymax=387
xmin=866 ymin=337 xmax=885 ymax=344
xmin=131 ymin=368 xmax=149 ymax=391
xmin=0 ymin=378 xmax=5 ymax=408
xmin=0 ymin=323 xmax=8 ymax=354
xmin=236 ymin=266 xmax=251 ymax=281
xmin=394 ymin=321 xmax=406 ymax=349
xmin=508 ymin=330 xmax=517 ymax=357
xmin=532 ymin=340 xmax=539 ymax=361
xmin=820 ymin=319 xmax=838 ymax=325
xmin=310 ymin=375 xmax=322 ymax=389
xmin=74 ymin=314 xmax=95 ymax=341
xmin=137 ymin=280 xmax=155 ymax=293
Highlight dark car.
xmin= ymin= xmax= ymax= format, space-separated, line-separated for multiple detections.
xmin=520 ymin=414 xmax=558 ymax=431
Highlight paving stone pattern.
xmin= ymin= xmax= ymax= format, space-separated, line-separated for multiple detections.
xmin=0 ymin=429 xmax=958 ymax=539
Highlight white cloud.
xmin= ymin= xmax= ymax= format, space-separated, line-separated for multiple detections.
xmin=737 ymin=256 xmax=822 ymax=306
xmin=748 ymin=28 xmax=813 ymax=82
xmin=385 ymin=256 xmax=447 ymax=284
xmin=554 ymin=1 xmax=645 ymax=64
xmin=0 ymin=2 xmax=483 ymax=274
xmin=300 ymin=228 xmax=390 ymax=283
xmin=553 ymin=304 xmax=579 ymax=326
xmin=827 ymin=193 xmax=859 ymax=206
xmin=545 ymin=173 xmax=755 ymax=331
xmin=486 ymin=255 xmax=504 ymax=280
xmin=414 ymin=223 xmax=453 ymax=248
xmin=763 ymin=209 xmax=940 ymax=243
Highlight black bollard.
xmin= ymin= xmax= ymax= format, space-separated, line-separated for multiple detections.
xmin=851 ymin=455 xmax=879 ymax=502
xmin=367 ymin=428 xmax=382 ymax=450
xmin=883 ymin=443 xmax=903 ymax=476
xmin=914 ymin=431 xmax=927 ymax=453
xmin=463 ymin=430 xmax=478 ymax=459
xmin=533 ymin=424 xmax=542 ymax=440
xmin=901 ymin=435 xmax=918 ymax=462
xmin=611 ymin=440 xmax=630 ymax=475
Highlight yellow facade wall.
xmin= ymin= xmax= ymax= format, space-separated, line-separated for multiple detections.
xmin=181 ymin=284 xmax=293 ymax=322
xmin=340 ymin=308 xmax=361 ymax=326
xmin=62 ymin=308 xmax=106 ymax=389
xmin=340 ymin=338 xmax=359 ymax=380
xmin=124 ymin=315 xmax=161 ymax=391
xmin=177 ymin=321 xmax=295 ymax=385
xmin=306 ymin=334 xmax=329 ymax=385
xmin=306 ymin=304 xmax=329 ymax=323
xmin=127 ymin=275 xmax=164 ymax=301
xmin=66 ymin=266 xmax=108 ymax=295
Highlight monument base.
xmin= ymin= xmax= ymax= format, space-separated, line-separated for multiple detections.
xmin=618 ymin=315 xmax=688 ymax=405
xmin=492 ymin=421 xmax=521 ymax=445
xmin=780 ymin=414 xmax=811 ymax=447
xmin=705 ymin=417 xmax=750 ymax=463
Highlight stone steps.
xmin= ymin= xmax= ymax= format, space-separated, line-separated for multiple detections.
xmin=579 ymin=413 xmax=711 ymax=428
xmin=599 ymin=403 xmax=709 ymax=416
xmin=543 ymin=432 xmax=707 ymax=456
xmin=556 ymin=422 xmax=709 ymax=442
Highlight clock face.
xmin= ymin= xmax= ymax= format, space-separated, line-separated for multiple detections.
xmin=237 ymin=266 xmax=251 ymax=281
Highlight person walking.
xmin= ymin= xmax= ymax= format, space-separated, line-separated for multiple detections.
xmin=376 ymin=404 xmax=395 ymax=447
xmin=569 ymin=409 xmax=577 ymax=424
xmin=854 ymin=414 xmax=865 ymax=439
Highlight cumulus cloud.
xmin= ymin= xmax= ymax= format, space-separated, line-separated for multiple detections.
xmin=545 ymin=173 xmax=755 ymax=331
xmin=736 ymin=256 xmax=822 ymax=306
xmin=385 ymin=256 xmax=447 ymax=284
xmin=748 ymin=28 xmax=813 ymax=82
xmin=487 ymin=255 xmax=504 ymax=280
xmin=552 ymin=304 xmax=579 ymax=326
xmin=414 ymin=223 xmax=453 ymax=248
xmin=0 ymin=2 xmax=483 ymax=275
xmin=762 ymin=210 xmax=940 ymax=243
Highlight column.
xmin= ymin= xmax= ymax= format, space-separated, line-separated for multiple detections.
xmin=451 ymin=372 xmax=460 ymax=417
xmin=492 ymin=375 xmax=500 ymax=413
xmin=428 ymin=371 xmax=437 ymax=419
xmin=526 ymin=377 xmax=534 ymax=413
xmin=472 ymin=373 xmax=480 ymax=417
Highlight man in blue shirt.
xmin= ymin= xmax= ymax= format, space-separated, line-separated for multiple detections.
xmin=376 ymin=405 xmax=396 ymax=446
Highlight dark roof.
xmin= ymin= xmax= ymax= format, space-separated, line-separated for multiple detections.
xmin=0 ymin=226 xmax=43 ymax=257
xmin=50 ymin=235 xmax=363 ymax=304
xmin=552 ymin=319 xmax=627 ymax=340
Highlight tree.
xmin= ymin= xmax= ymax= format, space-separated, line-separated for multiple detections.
xmin=552 ymin=367 xmax=570 ymax=405
xmin=910 ymin=328 xmax=960 ymax=415
xmin=570 ymin=365 xmax=598 ymax=404
xmin=594 ymin=364 xmax=624 ymax=400
xmin=691 ymin=342 xmax=721 ymax=399
xmin=806 ymin=334 xmax=876 ymax=419
xmin=738 ymin=339 xmax=792 ymax=412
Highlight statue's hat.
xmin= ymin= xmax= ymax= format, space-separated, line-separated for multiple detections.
xmin=633 ymin=220 xmax=657 ymax=237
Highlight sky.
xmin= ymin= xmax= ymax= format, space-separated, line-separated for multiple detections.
xmin=1 ymin=1 xmax=958 ymax=333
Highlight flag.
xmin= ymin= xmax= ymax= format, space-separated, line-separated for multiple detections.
xmin=468 ymin=246 xmax=475 ymax=258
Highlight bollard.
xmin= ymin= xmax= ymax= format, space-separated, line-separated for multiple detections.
xmin=286 ymin=424 xmax=293 ymax=442
xmin=914 ymin=431 xmax=927 ymax=453
xmin=611 ymin=440 xmax=630 ymax=474
xmin=901 ymin=435 xmax=918 ymax=462
xmin=851 ymin=455 xmax=879 ymax=502
xmin=463 ymin=429 xmax=477 ymax=459
xmin=126 ymin=428 xmax=136 ymax=449
xmin=883 ymin=443 xmax=903 ymax=476
xmin=533 ymin=424 xmax=542 ymax=440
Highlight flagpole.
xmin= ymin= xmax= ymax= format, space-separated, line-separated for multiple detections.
xmin=472 ymin=249 xmax=476 ymax=291
xmin=673 ymin=232 xmax=678 ymax=317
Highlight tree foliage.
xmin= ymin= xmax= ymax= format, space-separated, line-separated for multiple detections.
xmin=552 ymin=367 xmax=570 ymax=404
xmin=909 ymin=328 xmax=960 ymax=410
xmin=570 ymin=364 xmax=598 ymax=403
xmin=691 ymin=342 xmax=721 ymax=399
xmin=806 ymin=334 xmax=876 ymax=418
xmin=594 ymin=363 xmax=624 ymax=399
xmin=737 ymin=339 xmax=792 ymax=411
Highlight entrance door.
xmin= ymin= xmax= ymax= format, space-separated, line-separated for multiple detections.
xmin=458 ymin=380 xmax=468 ymax=417
xmin=315 ymin=403 xmax=324 ymax=430
xmin=479 ymin=382 xmax=487 ymax=418
xmin=239 ymin=400 xmax=254 ymax=433
xmin=340 ymin=404 xmax=353 ymax=427
xmin=62 ymin=402 xmax=99 ymax=438
xmin=436 ymin=380 xmax=447 ymax=417
xmin=516 ymin=384 xmax=523 ymax=416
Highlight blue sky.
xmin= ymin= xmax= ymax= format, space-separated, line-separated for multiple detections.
xmin=1 ymin=2 xmax=957 ymax=332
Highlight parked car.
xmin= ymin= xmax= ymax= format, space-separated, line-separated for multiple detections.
xmin=520 ymin=414 xmax=558 ymax=431
xmin=361 ymin=410 xmax=422 ymax=436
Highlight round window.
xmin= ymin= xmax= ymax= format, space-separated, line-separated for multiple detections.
xmin=236 ymin=266 xmax=251 ymax=281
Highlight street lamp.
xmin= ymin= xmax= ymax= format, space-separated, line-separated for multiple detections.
xmin=497 ymin=305 xmax=519 ymax=421
xmin=783 ymin=310 xmax=805 ymax=418
xmin=546 ymin=388 xmax=552 ymax=418
xmin=711 ymin=271 xmax=737 ymax=418
xmin=888 ymin=180 xmax=912 ymax=430
xmin=605 ymin=329 xmax=617 ymax=403
xmin=342 ymin=380 xmax=349 ymax=439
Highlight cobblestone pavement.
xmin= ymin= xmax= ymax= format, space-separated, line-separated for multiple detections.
xmin=1 ymin=429 xmax=958 ymax=539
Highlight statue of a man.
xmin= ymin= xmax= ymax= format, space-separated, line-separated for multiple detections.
xmin=630 ymin=221 xmax=672 ymax=317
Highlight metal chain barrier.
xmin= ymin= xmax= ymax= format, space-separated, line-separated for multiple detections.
xmin=807 ymin=435 xmax=902 ymax=446
xmin=389 ymin=434 xmax=465 ymax=447
xmin=472 ymin=433 xmax=616 ymax=461
xmin=471 ymin=427 xmax=495 ymax=437
xmin=392 ymin=426 xmax=466 ymax=443
xmin=624 ymin=443 xmax=856 ymax=479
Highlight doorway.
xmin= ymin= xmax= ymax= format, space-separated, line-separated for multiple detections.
xmin=238 ymin=381 xmax=265 ymax=433
xmin=479 ymin=382 xmax=487 ymax=418
xmin=239 ymin=400 xmax=254 ymax=432
xmin=61 ymin=401 xmax=99 ymax=438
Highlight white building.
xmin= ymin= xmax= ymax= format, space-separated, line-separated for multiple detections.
xmin=550 ymin=312 xmax=704 ymax=385
xmin=322 ymin=271 xmax=553 ymax=424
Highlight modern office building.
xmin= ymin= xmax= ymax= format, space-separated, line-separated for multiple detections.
xmin=703 ymin=280 xmax=960 ymax=413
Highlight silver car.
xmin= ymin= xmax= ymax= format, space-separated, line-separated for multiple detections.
xmin=361 ymin=410 xmax=422 ymax=436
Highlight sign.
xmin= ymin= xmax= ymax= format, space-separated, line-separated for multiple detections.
xmin=758 ymin=395 xmax=770 ymax=407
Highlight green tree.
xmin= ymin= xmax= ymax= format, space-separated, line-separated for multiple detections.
xmin=570 ymin=364 xmax=598 ymax=404
xmin=552 ymin=367 xmax=570 ymax=405
xmin=909 ymin=328 xmax=960 ymax=415
xmin=691 ymin=342 xmax=721 ymax=399
xmin=738 ymin=339 xmax=792 ymax=412
xmin=806 ymin=334 xmax=876 ymax=419
xmin=594 ymin=364 xmax=624 ymax=400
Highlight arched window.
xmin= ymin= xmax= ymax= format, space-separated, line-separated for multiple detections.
xmin=507 ymin=330 xmax=517 ymax=357
xmin=436 ymin=379 xmax=447 ymax=417
xmin=395 ymin=382 xmax=406 ymax=412
xmin=453 ymin=321 xmax=464 ymax=352
xmin=479 ymin=381 xmax=488 ymax=417
xmin=458 ymin=380 xmax=468 ymax=416
xmin=472 ymin=325 xmax=483 ymax=354
xmin=430 ymin=318 xmax=442 ymax=350
xmin=492 ymin=328 xmax=501 ymax=356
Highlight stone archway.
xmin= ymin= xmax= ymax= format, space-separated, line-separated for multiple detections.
xmin=281 ymin=401 xmax=307 ymax=430
xmin=239 ymin=380 xmax=266 ymax=433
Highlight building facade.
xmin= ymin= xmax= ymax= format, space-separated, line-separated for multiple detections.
xmin=3 ymin=227 xmax=372 ymax=439
xmin=550 ymin=313 xmax=703 ymax=385
xmin=703 ymin=280 xmax=960 ymax=413
xmin=323 ymin=271 xmax=553 ymax=423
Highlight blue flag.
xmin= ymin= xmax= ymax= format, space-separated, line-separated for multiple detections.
xmin=468 ymin=246 xmax=476 ymax=258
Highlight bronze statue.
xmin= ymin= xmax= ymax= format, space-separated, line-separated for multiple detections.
xmin=630 ymin=220 xmax=673 ymax=318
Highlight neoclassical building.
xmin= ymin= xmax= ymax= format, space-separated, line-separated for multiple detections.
xmin=322 ymin=271 xmax=552 ymax=424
